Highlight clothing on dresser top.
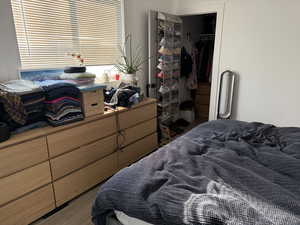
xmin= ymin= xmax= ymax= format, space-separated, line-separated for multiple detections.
xmin=12 ymin=121 xmax=48 ymax=135
xmin=46 ymin=108 xmax=82 ymax=121
xmin=42 ymin=83 xmax=81 ymax=101
xmin=42 ymin=82 xmax=83 ymax=126
xmin=45 ymin=99 xmax=81 ymax=113
xmin=44 ymin=96 xmax=80 ymax=104
xmin=0 ymin=80 xmax=41 ymax=95
xmin=0 ymin=90 xmax=27 ymax=125
xmin=0 ymin=104 xmax=45 ymax=131
xmin=21 ymin=91 xmax=45 ymax=103
xmin=105 ymin=84 xmax=142 ymax=108
xmin=0 ymin=80 xmax=45 ymax=128
xmin=47 ymin=113 xmax=84 ymax=127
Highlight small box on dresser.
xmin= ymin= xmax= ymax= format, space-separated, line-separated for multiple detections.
xmin=80 ymin=85 xmax=105 ymax=117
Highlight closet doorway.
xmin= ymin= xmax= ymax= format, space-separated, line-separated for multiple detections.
xmin=148 ymin=5 xmax=224 ymax=144
xmin=180 ymin=13 xmax=217 ymax=124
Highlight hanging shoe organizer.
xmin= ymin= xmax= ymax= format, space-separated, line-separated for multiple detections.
xmin=156 ymin=12 xmax=182 ymax=126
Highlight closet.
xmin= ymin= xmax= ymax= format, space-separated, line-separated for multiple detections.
xmin=148 ymin=12 xmax=217 ymax=143
xmin=181 ymin=14 xmax=217 ymax=122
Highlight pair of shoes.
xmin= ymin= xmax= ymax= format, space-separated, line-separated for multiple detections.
xmin=159 ymin=85 xmax=170 ymax=95
xmin=157 ymin=71 xmax=172 ymax=79
xmin=159 ymin=47 xmax=173 ymax=55
xmin=160 ymin=38 xmax=166 ymax=46
xmin=157 ymin=63 xmax=172 ymax=71
xmin=159 ymin=55 xmax=172 ymax=63
xmin=173 ymin=48 xmax=181 ymax=54
xmin=175 ymin=31 xmax=182 ymax=36
xmin=157 ymin=71 xmax=165 ymax=78
xmin=173 ymin=55 xmax=180 ymax=62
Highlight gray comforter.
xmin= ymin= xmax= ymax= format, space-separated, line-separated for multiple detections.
xmin=92 ymin=120 xmax=300 ymax=225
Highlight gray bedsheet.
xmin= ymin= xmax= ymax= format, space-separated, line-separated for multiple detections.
xmin=92 ymin=120 xmax=300 ymax=225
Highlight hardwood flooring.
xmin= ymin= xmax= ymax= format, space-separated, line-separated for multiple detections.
xmin=32 ymin=186 xmax=99 ymax=225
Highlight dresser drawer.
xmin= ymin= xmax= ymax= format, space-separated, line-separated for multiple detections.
xmin=119 ymin=103 xmax=157 ymax=130
xmin=54 ymin=153 xmax=118 ymax=206
xmin=119 ymin=119 xmax=157 ymax=148
xmin=0 ymin=185 xmax=55 ymax=225
xmin=47 ymin=116 xmax=116 ymax=157
xmin=0 ymin=162 xmax=52 ymax=206
xmin=118 ymin=133 xmax=158 ymax=169
xmin=0 ymin=137 xmax=48 ymax=178
xmin=51 ymin=135 xmax=117 ymax=180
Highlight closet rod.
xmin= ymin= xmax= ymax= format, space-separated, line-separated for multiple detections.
xmin=199 ymin=34 xmax=215 ymax=36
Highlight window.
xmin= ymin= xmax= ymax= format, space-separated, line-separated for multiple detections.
xmin=11 ymin=0 xmax=123 ymax=70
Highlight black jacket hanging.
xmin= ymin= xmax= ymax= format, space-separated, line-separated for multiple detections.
xmin=180 ymin=47 xmax=193 ymax=78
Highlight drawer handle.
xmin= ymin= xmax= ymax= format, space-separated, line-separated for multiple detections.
xmin=117 ymin=130 xmax=126 ymax=151
xmin=91 ymin=103 xmax=98 ymax=107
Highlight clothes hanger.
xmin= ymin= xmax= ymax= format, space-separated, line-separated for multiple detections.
xmin=186 ymin=32 xmax=191 ymax=41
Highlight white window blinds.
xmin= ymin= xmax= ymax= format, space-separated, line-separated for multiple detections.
xmin=11 ymin=0 xmax=122 ymax=70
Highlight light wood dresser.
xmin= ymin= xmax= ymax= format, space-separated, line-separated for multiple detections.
xmin=0 ymin=99 xmax=157 ymax=225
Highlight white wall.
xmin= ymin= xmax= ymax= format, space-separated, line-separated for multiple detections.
xmin=0 ymin=0 xmax=20 ymax=82
xmin=176 ymin=0 xmax=300 ymax=127
xmin=124 ymin=0 xmax=177 ymax=94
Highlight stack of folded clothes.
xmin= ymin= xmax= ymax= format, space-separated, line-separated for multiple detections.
xmin=42 ymin=83 xmax=84 ymax=126
xmin=60 ymin=71 xmax=96 ymax=85
xmin=0 ymin=80 xmax=46 ymax=131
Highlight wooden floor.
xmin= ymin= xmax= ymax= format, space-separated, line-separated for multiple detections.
xmin=33 ymin=186 xmax=100 ymax=225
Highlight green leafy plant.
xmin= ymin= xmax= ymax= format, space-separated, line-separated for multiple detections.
xmin=115 ymin=34 xmax=147 ymax=74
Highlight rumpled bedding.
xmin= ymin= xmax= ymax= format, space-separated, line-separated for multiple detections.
xmin=92 ymin=120 xmax=300 ymax=225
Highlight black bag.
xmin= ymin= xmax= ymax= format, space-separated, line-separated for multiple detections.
xmin=0 ymin=122 xmax=10 ymax=143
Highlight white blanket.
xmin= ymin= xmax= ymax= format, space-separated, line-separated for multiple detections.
xmin=114 ymin=211 xmax=153 ymax=225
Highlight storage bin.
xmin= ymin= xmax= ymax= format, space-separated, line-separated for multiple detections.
xmin=80 ymin=87 xmax=104 ymax=117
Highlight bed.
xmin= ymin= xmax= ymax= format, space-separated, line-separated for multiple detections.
xmin=92 ymin=120 xmax=300 ymax=225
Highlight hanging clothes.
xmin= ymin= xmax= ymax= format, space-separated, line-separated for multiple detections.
xmin=195 ymin=39 xmax=215 ymax=82
xmin=186 ymin=48 xmax=198 ymax=90
xmin=181 ymin=37 xmax=198 ymax=90
xmin=180 ymin=47 xmax=193 ymax=78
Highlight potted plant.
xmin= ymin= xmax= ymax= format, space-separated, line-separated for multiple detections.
xmin=115 ymin=34 xmax=147 ymax=85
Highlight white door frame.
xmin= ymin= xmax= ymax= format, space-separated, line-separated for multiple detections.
xmin=176 ymin=1 xmax=226 ymax=121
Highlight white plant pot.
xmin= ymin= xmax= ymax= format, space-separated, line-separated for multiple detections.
xmin=122 ymin=73 xmax=138 ymax=85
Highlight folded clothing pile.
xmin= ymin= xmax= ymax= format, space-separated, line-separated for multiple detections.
xmin=0 ymin=80 xmax=45 ymax=131
xmin=60 ymin=72 xmax=96 ymax=85
xmin=42 ymin=83 xmax=84 ymax=126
